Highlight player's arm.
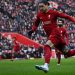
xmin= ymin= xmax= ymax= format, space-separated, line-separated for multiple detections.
xmin=28 ymin=14 xmax=40 ymax=36
xmin=32 ymin=15 xmax=40 ymax=32
xmin=55 ymin=11 xmax=75 ymax=23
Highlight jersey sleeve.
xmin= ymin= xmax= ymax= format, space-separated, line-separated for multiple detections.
xmin=55 ymin=11 xmax=75 ymax=23
xmin=32 ymin=13 xmax=40 ymax=31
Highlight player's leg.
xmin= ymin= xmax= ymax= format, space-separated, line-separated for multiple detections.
xmin=35 ymin=32 xmax=62 ymax=72
xmin=58 ymin=45 xmax=75 ymax=58
xmin=11 ymin=50 xmax=14 ymax=61
xmin=57 ymin=52 xmax=61 ymax=65
xmin=35 ymin=40 xmax=53 ymax=73
xmin=44 ymin=40 xmax=54 ymax=64
xmin=55 ymin=49 xmax=61 ymax=65
xmin=64 ymin=50 xmax=75 ymax=58
xmin=35 ymin=34 xmax=60 ymax=73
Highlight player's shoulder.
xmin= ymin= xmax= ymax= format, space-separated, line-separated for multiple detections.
xmin=61 ymin=27 xmax=66 ymax=31
xmin=37 ymin=11 xmax=43 ymax=16
xmin=48 ymin=9 xmax=54 ymax=12
xmin=48 ymin=9 xmax=59 ymax=14
xmin=48 ymin=9 xmax=54 ymax=13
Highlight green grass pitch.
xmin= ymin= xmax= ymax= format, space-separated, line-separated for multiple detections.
xmin=0 ymin=57 xmax=75 ymax=75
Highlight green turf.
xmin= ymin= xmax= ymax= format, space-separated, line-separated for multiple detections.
xmin=0 ymin=58 xmax=75 ymax=75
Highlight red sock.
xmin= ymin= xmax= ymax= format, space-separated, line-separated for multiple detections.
xmin=57 ymin=52 xmax=61 ymax=64
xmin=44 ymin=45 xmax=52 ymax=64
xmin=66 ymin=50 xmax=75 ymax=57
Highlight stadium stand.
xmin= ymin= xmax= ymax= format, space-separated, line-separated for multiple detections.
xmin=0 ymin=0 xmax=75 ymax=59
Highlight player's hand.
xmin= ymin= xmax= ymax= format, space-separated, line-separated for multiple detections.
xmin=28 ymin=30 xmax=33 ymax=38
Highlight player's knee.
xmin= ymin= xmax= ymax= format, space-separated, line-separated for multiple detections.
xmin=46 ymin=40 xmax=54 ymax=48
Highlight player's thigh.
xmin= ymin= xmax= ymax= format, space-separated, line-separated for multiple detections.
xmin=48 ymin=36 xmax=60 ymax=46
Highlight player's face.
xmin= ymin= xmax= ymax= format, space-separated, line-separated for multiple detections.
xmin=38 ymin=3 xmax=48 ymax=13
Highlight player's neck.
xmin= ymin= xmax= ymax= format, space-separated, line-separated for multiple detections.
xmin=43 ymin=9 xmax=49 ymax=13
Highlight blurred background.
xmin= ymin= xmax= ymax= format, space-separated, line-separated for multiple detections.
xmin=0 ymin=0 xmax=75 ymax=59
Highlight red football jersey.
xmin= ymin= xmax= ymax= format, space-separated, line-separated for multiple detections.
xmin=32 ymin=9 xmax=75 ymax=37
xmin=56 ymin=27 xmax=68 ymax=45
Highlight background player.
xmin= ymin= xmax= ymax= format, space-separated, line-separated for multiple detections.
xmin=11 ymin=37 xmax=21 ymax=61
xmin=55 ymin=19 xmax=69 ymax=65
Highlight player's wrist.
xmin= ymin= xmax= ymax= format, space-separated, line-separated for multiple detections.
xmin=28 ymin=30 xmax=34 ymax=37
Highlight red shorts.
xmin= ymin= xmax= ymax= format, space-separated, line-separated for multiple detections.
xmin=48 ymin=32 xmax=66 ymax=51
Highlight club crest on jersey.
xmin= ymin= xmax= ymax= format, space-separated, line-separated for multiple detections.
xmin=61 ymin=31 xmax=62 ymax=33
xmin=48 ymin=15 xmax=51 ymax=19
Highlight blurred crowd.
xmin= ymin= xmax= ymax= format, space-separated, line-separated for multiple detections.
xmin=0 ymin=0 xmax=75 ymax=59
xmin=0 ymin=34 xmax=43 ymax=59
